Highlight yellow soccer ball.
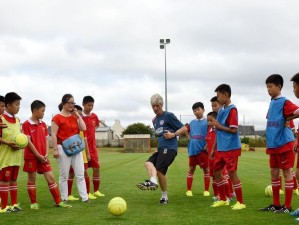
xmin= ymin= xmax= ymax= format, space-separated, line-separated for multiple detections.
xmin=108 ymin=197 xmax=127 ymax=216
xmin=265 ymin=185 xmax=273 ymax=197
xmin=14 ymin=133 xmax=28 ymax=148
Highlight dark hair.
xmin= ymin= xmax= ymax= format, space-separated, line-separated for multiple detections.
xmin=265 ymin=74 xmax=283 ymax=88
xmin=0 ymin=95 xmax=4 ymax=103
xmin=192 ymin=102 xmax=204 ymax=110
xmin=31 ymin=100 xmax=46 ymax=112
xmin=4 ymin=92 xmax=22 ymax=107
xmin=210 ymin=96 xmax=218 ymax=102
xmin=214 ymin=84 xmax=231 ymax=97
xmin=207 ymin=111 xmax=217 ymax=119
xmin=83 ymin=96 xmax=94 ymax=105
xmin=290 ymin=73 xmax=299 ymax=84
xmin=74 ymin=105 xmax=82 ymax=111
xmin=58 ymin=93 xmax=73 ymax=111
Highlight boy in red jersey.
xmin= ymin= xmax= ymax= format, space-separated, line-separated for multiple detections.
xmin=260 ymin=74 xmax=299 ymax=214
xmin=23 ymin=100 xmax=71 ymax=209
xmin=210 ymin=84 xmax=246 ymax=210
xmin=82 ymin=96 xmax=104 ymax=197
xmin=0 ymin=92 xmax=23 ymax=213
xmin=289 ymin=73 xmax=299 ymax=217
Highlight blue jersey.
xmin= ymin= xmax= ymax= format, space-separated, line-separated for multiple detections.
xmin=152 ymin=111 xmax=184 ymax=151
xmin=216 ymin=104 xmax=241 ymax=152
xmin=266 ymin=97 xmax=294 ymax=149
xmin=187 ymin=118 xmax=208 ymax=156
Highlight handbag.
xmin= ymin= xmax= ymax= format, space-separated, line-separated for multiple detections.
xmin=61 ymin=134 xmax=85 ymax=156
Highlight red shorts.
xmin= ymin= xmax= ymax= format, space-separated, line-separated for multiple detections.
xmin=270 ymin=150 xmax=295 ymax=169
xmin=23 ymin=159 xmax=52 ymax=174
xmin=84 ymin=163 xmax=88 ymax=170
xmin=0 ymin=166 xmax=19 ymax=181
xmin=213 ymin=151 xmax=240 ymax=172
xmin=189 ymin=151 xmax=209 ymax=168
xmin=88 ymin=157 xmax=100 ymax=168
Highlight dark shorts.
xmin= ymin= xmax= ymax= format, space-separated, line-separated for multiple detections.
xmin=147 ymin=148 xmax=177 ymax=175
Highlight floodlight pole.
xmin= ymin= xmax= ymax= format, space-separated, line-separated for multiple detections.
xmin=160 ymin=39 xmax=170 ymax=111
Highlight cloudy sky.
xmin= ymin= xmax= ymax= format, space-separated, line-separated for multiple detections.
xmin=1 ymin=0 xmax=299 ymax=130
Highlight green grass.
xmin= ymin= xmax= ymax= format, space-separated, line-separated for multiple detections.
xmin=1 ymin=147 xmax=298 ymax=225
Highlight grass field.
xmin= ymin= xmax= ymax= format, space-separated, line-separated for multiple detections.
xmin=1 ymin=147 xmax=299 ymax=225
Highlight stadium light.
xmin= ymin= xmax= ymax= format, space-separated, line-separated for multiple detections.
xmin=160 ymin=38 xmax=170 ymax=111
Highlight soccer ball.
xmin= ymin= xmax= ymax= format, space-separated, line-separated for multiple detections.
xmin=108 ymin=197 xmax=127 ymax=216
xmin=265 ymin=185 xmax=273 ymax=197
xmin=14 ymin=133 xmax=29 ymax=148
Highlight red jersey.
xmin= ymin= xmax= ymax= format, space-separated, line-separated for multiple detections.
xmin=82 ymin=112 xmax=99 ymax=158
xmin=52 ymin=114 xmax=79 ymax=144
xmin=22 ymin=118 xmax=48 ymax=160
xmin=206 ymin=126 xmax=216 ymax=155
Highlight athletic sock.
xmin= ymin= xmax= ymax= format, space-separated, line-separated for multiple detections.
xmin=67 ymin=178 xmax=74 ymax=196
xmin=0 ymin=184 xmax=9 ymax=209
xmin=85 ymin=176 xmax=90 ymax=194
xmin=9 ymin=184 xmax=18 ymax=205
xmin=150 ymin=177 xmax=158 ymax=185
xmin=284 ymin=180 xmax=294 ymax=208
xmin=48 ymin=182 xmax=60 ymax=205
xmin=27 ymin=182 xmax=36 ymax=204
xmin=161 ymin=191 xmax=168 ymax=200
xmin=272 ymin=178 xmax=281 ymax=206
xmin=204 ymin=173 xmax=210 ymax=191
xmin=93 ymin=176 xmax=100 ymax=192
xmin=233 ymin=180 xmax=244 ymax=204
xmin=186 ymin=172 xmax=193 ymax=190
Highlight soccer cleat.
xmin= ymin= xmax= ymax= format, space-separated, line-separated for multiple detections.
xmin=88 ymin=193 xmax=97 ymax=200
xmin=212 ymin=196 xmax=219 ymax=202
xmin=274 ymin=205 xmax=292 ymax=213
xmin=56 ymin=201 xmax=72 ymax=208
xmin=290 ymin=208 xmax=299 ymax=216
xmin=67 ymin=195 xmax=79 ymax=201
xmin=11 ymin=204 xmax=22 ymax=212
xmin=279 ymin=189 xmax=284 ymax=195
xmin=159 ymin=198 xmax=168 ymax=205
xmin=137 ymin=180 xmax=158 ymax=191
xmin=231 ymin=201 xmax=246 ymax=210
xmin=83 ymin=199 xmax=91 ymax=203
xmin=0 ymin=206 xmax=12 ymax=213
xmin=203 ymin=191 xmax=210 ymax=197
xmin=30 ymin=203 xmax=39 ymax=210
xmin=94 ymin=191 xmax=105 ymax=197
xmin=259 ymin=204 xmax=282 ymax=211
xmin=186 ymin=190 xmax=193 ymax=197
xmin=294 ymin=189 xmax=299 ymax=196
xmin=210 ymin=200 xmax=229 ymax=207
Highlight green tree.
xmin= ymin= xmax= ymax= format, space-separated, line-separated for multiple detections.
xmin=121 ymin=122 xmax=153 ymax=136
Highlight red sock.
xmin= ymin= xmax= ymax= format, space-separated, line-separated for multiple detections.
xmin=216 ymin=178 xmax=226 ymax=201
xmin=68 ymin=179 xmax=74 ymax=196
xmin=0 ymin=184 xmax=9 ymax=209
xmin=48 ymin=182 xmax=60 ymax=205
xmin=85 ymin=176 xmax=90 ymax=194
xmin=227 ymin=177 xmax=234 ymax=195
xmin=27 ymin=182 xmax=36 ymax=204
xmin=279 ymin=176 xmax=283 ymax=190
xmin=292 ymin=171 xmax=298 ymax=189
xmin=212 ymin=179 xmax=218 ymax=196
xmin=233 ymin=180 xmax=244 ymax=204
xmin=186 ymin=172 xmax=193 ymax=191
xmin=204 ymin=173 xmax=210 ymax=191
xmin=224 ymin=179 xmax=231 ymax=198
xmin=9 ymin=184 xmax=18 ymax=205
xmin=272 ymin=178 xmax=280 ymax=206
xmin=284 ymin=180 xmax=294 ymax=209
xmin=93 ymin=176 xmax=100 ymax=192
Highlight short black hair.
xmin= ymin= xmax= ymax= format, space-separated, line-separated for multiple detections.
xmin=210 ymin=96 xmax=218 ymax=102
xmin=207 ymin=111 xmax=217 ymax=119
xmin=83 ymin=96 xmax=94 ymax=105
xmin=31 ymin=100 xmax=46 ymax=112
xmin=0 ymin=95 xmax=4 ymax=103
xmin=290 ymin=73 xmax=299 ymax=84
xmin=4 ymin=92 xmax=22 ymax=107
xmin=214 ymin=84 xmax=231 ymax=97
xmin=265 ymin=74 xmax=283 ymax=88
xmin=74 ymin=105 xmax=82 ymax=111
xmin=192 ymin=102 xmax=204 ymax=110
